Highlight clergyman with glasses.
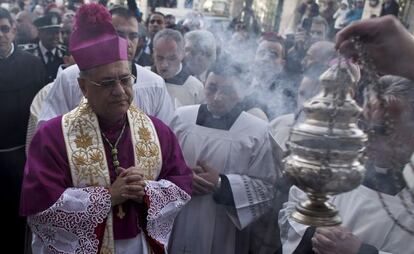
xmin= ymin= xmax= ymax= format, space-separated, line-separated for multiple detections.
xmin=20 ymin=4 xmax=192 ymax=253
xmin=37 ymin=6 xmax=174 ymax=127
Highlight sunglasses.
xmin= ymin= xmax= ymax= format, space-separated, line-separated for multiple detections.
xmin=150 ymin=19 xmax=164 ymax=25
xmin=82 ymin=74 xmax=136 ymax=89
xmin=0 ymin=25 xmax=11 ymax=34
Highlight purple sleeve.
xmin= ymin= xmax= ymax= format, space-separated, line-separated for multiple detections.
xmin=20 ymin=116 xmax=73 ymax=216
xmin=149 ymin=116 xmax=193 ymax=195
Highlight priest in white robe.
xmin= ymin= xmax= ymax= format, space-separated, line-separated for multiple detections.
xmin=151 ymin=28 xmax=204 ymax=109
xmin=169 ymin=58 xmax=278 ymax=254
xmin=38 ymin=7 xmax=174 ymax=125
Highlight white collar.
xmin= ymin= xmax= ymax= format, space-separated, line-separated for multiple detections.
xmin=174 ymin=63 xmax=183 ymax=76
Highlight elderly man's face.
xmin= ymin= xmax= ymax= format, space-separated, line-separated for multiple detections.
xmin=184 ymin=38 xmax=211 ymax=76
xmin=78 ymin=60 xmax=134 ymax=123
xmin=112 ymin=15 xmax=139 ymax=61
xmin=154 ymin=38 xmax=183 ymax=79
xmin=148 ymin=14 xmax=165 ymax=37
xmin=205 ymin=72 xmax=243 ymax=116
xmin=253 ymin=40 xmax=284 ymax=80
xmin=0 ymin=18 xmax=16 ymax=57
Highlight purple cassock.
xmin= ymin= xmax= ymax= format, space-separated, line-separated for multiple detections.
xmin=20 ymin=115 xmax=192 ymax=240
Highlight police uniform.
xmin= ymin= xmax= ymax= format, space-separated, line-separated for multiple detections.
xmin=19 ymin=13 xmax=66 ymax=83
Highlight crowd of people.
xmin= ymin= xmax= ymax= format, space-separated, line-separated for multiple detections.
xmin=1 ymin=0 xmax=414 ymax=253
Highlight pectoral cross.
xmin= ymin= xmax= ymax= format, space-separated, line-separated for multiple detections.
xmin=101 ymin=123 xmax=128 ymax=220
xmin=117 ymin=204 xmax=125 ymax=219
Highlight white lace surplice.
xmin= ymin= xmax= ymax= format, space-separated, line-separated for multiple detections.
xmin=29 ymin=187 xmax=111 ymax=254
xmin=29 ymin=181 xmax=190 ymax=254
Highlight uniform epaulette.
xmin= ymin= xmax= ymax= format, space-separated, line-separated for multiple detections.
xmin=18 ymin=43 xmax=38 ymax=51
xmin=56 ymin=44 xmax=67 ymax=51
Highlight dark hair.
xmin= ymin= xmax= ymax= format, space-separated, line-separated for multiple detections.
xmin=109 ymin=6 xmax=136 ymax=20
xmin=208 ymin=55 xmax=251 ymax=89
xmin=210 ymin=55 xmax=248 ymax=79
xmin=0 ymin=7 xmax=13 ymax=25
xmin=260 ymin=32 xmax=286 ymax=58
xmin=145 ymin=11 xmax=165 ymax=27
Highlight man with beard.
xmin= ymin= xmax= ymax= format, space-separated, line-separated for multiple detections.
xmin=279 ymin=76 xmax=414 ymax=254
xmin=244 ymin=33 xmax=295 ymax=120
xmin=38 ymin=6 xmax=174 ymax=125
xmin=20 ymin=12 xmax=66 ymax=83
xmin=151 ymin=28 xmax=204 ymax=108
xmin=183 ymin=29 xmax=216 ymax=83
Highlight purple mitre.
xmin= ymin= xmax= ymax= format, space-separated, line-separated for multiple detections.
xmin=69 ymin=3 xmax=128 ymax=71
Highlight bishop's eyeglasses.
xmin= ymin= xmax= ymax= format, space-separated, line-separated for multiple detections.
xmin=82 ymin=74 xmax=136 ymax=89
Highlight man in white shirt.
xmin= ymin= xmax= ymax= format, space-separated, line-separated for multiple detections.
xmin=38 ymin=7 xmax=173 ymax=125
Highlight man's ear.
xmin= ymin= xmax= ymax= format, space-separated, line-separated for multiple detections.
xmin=77 ymin=78 xmax=88 ymax=98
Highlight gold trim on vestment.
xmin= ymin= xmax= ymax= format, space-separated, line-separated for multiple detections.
xmin=62 ymin=100 xmax=162 ymax=253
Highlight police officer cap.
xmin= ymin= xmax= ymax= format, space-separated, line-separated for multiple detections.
xmin=34 ymin=13 xmax=62 ymax=30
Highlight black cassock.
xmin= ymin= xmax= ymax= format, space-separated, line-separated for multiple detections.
xmin=0 ymin=47 xmax=47 ymax=252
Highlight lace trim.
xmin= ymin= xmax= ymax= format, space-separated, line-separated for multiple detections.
xmin=29 ymin=187 xmax=111 ymax=254
xmin=144 ymin=180 xmax=191 ymax=247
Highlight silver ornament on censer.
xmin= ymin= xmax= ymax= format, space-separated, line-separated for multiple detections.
xmin=284 ymin=61 xmax=367 ymax=226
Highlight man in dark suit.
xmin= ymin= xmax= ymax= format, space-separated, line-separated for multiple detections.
xmin=19 ymin=12 xmax=66 ymax=83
